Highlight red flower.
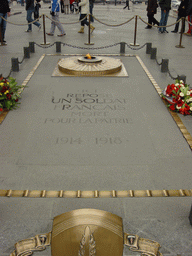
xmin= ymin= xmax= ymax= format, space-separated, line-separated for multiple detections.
xmin=6 ymin=94 xmax=12 ymax=100
xmin=177 ymin=99 xmax=184 ymax=107
xmin=15 ymin=99 xmax=18 ymax=102
xmin=179 ymin=104 xmax=190 ymax=115
xmin=1 ymin=86 xmax=7 ymax=93
xmin=0 ymin=108 xmax=3 ymax=111
xmin=169 ymin=105 xmax=175 ymax=111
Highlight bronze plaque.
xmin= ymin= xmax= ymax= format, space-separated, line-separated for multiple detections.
xmin=51 ymin=209 xmax=124 ymax=256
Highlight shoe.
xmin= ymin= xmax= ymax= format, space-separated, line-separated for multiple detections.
xmin=145 ymin=26 xmax=152 ymax=29
xmin=46 ymin=33 xmax=54 ymax=36
xmin=38 ymin=25 xmax=41 ymax=31
xmin=184 ymin=32 xmax=192 ymax=36
xmin=78 ymin=26 xmax=84 ymax=33
xmin=0 ymin=41 xmax=7 ymax=46
xmin=90 ymin=24 xmax=95 ymax=33
xmin=57 ymin=33 xmax=66 ymax=37
xmin=165 ymin=30 xmax=169 ymax=33
xmin=171 ymin=30 xmax=177 ymax=33
xmin=25 ymin=30 xmax=32 ymax=32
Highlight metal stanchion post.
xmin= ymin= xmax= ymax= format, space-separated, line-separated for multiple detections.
xmin=130 ymin=15 xmax=139 ymax=46
xmin=41 ymin=14 xmax=50 ymax=45
xmin=146 ymin=43 xmax=152 ymax=54
xmin=56 ymin=41 xmax=61 ymax=53
xmin=120 ymin=42 xmax=126 ymax=54
xmin=175 ymin=17 xmax=185 ymax=48
xmin=85 ymin=14 xmax=94 ymax=45
xmin=24 ymin=47 xmax=30 ymax=58
xmin=150 ymin=48 xmax=157 ymax=59
xmin=161 ymin=59 xmax=169 ymax=72
xmin=11 ymin=58 xmax=19 ymax=72
xmin=178 ymin=75 xmax=186 ymax=83
xmin=29 ymin=42 xmax=35 ymax=53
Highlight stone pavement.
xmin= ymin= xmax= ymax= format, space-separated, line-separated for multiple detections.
xmin=0 ymin=2 xmax=192 ymax=256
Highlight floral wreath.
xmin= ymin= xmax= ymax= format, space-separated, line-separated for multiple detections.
xmin=161 ymin=79 xmax=192 ymax=115
xmin=0 ymin=77 xmax=22 ymax=112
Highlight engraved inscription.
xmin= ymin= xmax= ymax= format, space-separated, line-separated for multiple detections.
xmin=55 ymin=137 xmax=128 ymax=145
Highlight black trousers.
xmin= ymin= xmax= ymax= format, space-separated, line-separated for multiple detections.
xmin=147 ymin=14 xmax=159 ymax=27
xmin=80 ymin=14 xmax=89 ymax=26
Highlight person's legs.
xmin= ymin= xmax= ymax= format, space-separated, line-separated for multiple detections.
xmin=159 ymin=10 xmax=164 ymax=32
xmin=147 ymin=14 xmax=153 ymax=28
xmin=89 ymin=3 xmax=94 ymax=22
xmin=70 ymin=4 xmax=74 ymax=13
xmin=0 ymin=14 xmax=3 ymax=42
xmin=1 ymin=13 xmax=7 ymax=40
xmin=50 ymin=16 xmax=56 ymax=35
xmin=26 ymin=9 xmax=33 ymax=31
xmin=55 ymin=13 xmax=65 ymax=34
xmin=163 ymin=11 xmax=169 ymax=32
xmin=61 ymin=1 xmax=64 ymax=13
xmin=172 ymin=16 xmax=180 ymax=32
xmin=159 ymin=10 xmax=169 ymax=32
xmin=33 ymin=19 xmax=41 ymax=28
xmin=127 ymin=0 xmax=130 ymax=9
xmin=151 ymin=14 xmax=159 ymax=26
xmin=81 ymin=14 xmax=89 ymax=26
xmin=26 ymin=8 xmax=40 ymax=31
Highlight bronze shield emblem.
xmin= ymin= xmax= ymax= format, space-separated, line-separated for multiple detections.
xmin=51 ymin=209 xmax=124 ymax=256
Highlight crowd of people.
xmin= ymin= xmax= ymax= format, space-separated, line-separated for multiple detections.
xmin=145 ymin=0 xmax=192 ymax=34
xmin=1 ymin=0 xmax=192 ymax=45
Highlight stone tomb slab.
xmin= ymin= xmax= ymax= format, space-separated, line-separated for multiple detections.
xmin=16 ymin=55 xmax=191 ymax=170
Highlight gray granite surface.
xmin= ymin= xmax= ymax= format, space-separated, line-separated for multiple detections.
xmin=0 ymin=2 xmax=192 ymax=256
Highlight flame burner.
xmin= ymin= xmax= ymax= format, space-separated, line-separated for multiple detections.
xmin=57 ymin=56 xmax=123 ymax=76
xmin=78 ymin=56 xmax=102 ymax=64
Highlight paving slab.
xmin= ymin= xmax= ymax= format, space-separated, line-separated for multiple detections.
xmin=0 ymin=2 xmax=192 ymax=256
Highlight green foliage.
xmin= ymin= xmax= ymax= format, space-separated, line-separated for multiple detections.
xmin=0 ymin=77 xmax=22 ymax=111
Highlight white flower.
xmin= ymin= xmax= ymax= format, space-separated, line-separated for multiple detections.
xmin=190 ymin=107 xmax=192 ymax=111
xmin=180 ymin=84 xmax=185 ymax=87
xmin=179 ymin=80 xmax=184 ymax=84
xmin=176 ymin=105 xmax=181 ymax=109
xmin=187 ymin=91 xmax=190 ymax=95
xmin=190 ymin=98 xmax=192 ymax=102
xmin=186 ymin=99 xmax=190 ymax=103
xmin=180 ymin=92 xmax=184 ymax=97
xmin=175 ymin=83 xmax=179 ymax=86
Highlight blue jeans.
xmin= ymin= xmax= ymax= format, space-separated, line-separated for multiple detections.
xmin=89 ymin=3 xmax=94 ymax=22
xmin=0 ymin=13 xmax=7 ymax=40
xmin=26 ymin=9 xmax=40 ymax=31
xmin=159 ymin=10 xmax=169 ymax=32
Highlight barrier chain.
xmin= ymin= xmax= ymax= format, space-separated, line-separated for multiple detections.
xmin=93 ymin=15 xmax=135 ymax=27
xmin=35 ymin=42 xmax=56 ymax=48
xmin=61 ymin=42 xmax=121 ymax=50
xmin=125 ymin=42 xmax=147 ymax=50
xmin=167 ymin=68 xmax=178 ymax=80
xmin=155 ymin=58 xmax=162 ymax=66
xmin=18 ymin=56 xmax=25 ymax=64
